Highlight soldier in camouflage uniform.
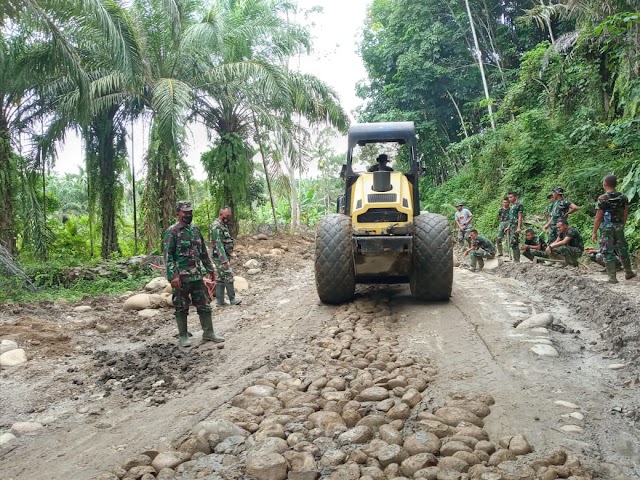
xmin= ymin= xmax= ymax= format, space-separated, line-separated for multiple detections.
xmin=591 ymin=175 xmax=636 ymax=283
xmin=545 ymin=218 xmax=583 ymax=267
xmin=163 ymin=201 xmax=224 ymax=347
xmin=464 ymin=230 xmax=496 ymax=272
xmin=507 ymin=191 xmax=524 ymax=262
xmin=521 ymin=228 xmax=548 ymax=262
xmin=495 ymin=197 xmax=510 ymax=257
xmin=544 ymin=187 xmax=580 ymax=243
xmin=210 ymin=206 xmax=241 ymax=306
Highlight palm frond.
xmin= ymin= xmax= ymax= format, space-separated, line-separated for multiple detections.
xmin=151 ymin=77 xmax=192 ymax=150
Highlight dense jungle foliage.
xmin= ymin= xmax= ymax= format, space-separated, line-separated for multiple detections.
xmin=1 ymin=0 xmax=639 ymax=299
xmin=357 ymin=0 xmax=640 ymax=250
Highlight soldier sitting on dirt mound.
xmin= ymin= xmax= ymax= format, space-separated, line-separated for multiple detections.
xmin=163 ymin=201 xmax=225 ymax=347
xmin=521 ymin=228 xmax=548 ymax=262
xmin=545 ymin=218 xmax=583 ymax=267
xmin=463 ymin=230 xmax=496 ymax=272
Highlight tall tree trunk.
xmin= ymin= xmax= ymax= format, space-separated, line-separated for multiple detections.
xmin=464 ymin=0 xmax=496 ymax=131
xmin=0 ymin=116 xmax=15 ymax=253
xmin=252 ymin=116 xmax=278 ymax=232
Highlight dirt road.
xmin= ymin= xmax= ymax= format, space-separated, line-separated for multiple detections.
xmin=1 ymin=235 xmax=638 ymax=480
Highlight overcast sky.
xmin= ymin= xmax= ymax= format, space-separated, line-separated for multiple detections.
xmin=52 ymin=0 xmax=370 ymax=177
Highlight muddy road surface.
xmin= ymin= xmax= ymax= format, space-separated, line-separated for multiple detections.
xmin=1 ymin=235 xmax=639 ymax=480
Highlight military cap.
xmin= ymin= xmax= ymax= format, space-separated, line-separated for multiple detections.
xmin=552 ymin=187 xmax=564 ymax=195
xmin=377 ymin=154 xmax=389 ymax=163
xmin=455 ymin=201 xmax=463 ymax=207
xmin=176 ymin=200 xmax=193 ymax=212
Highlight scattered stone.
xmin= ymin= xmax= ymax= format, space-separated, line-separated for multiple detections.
xmin=0 ymin=348 xmax=27 ymax=367
xmin=387 ymin=402 xmax=411 ymax=420
xmin=400 ymin=453 xmax=438 ymax=477
xmin=530 ymin=344 xmax=559 ymax=357
xmin=193 ymin=419 xmax=250 ymax=440
xmin=0 ymin=339 xmax=18 ymax=355
xmin=10 ymin=422 xmax=43 ymax=436
xmin=356 ymin=414 xmax=387 ymax=433
xmin=73 ymin=305 xmax=92 ymax=312
xmin=255 ymin=234 xmax=269 ymax=241
xmin=245 ymin=453 xmax=287 ymax=480
xmin=356 ymin=387 xmax=390 ymax=402
xmin=560 ymin=425 xmax=584 ymax=434
xmin=377 ymin=444 xmax=409 ymax=468
xmin=138 ymin=309 xmax=160 ymax=318
xmin=563 ymin=412 xmax=584 ymax=420
xmin=127 ymin=466 xmax=156 ymax=478
xmin=434 ymin=407 xmax=484 ymax=427
xmin=319 ymin=449 xmax=347 ymax=467
xmin=440 ymin=440 xmax=472 ymax=456
xmin=308 ymin=411 xmax=346 ymax=436
xmin=608 ymin=363 xmax=626 ymax=370
xmin=234 ymin=276 xmax=249 ymax=292
xmin=123 ymin=454 xmax=152 ymax=470
xmin=338 ymin=426 xmax=373 ymax=444
xmin=379 ymin=425 xmax=403 ymax=446
xmin=505 ymin=434 xmax=532 ymax=455
xmin=554 ymin=400 xmax=580 ymax=409
xmin=531 ymin=327 xmax=549 ymax=334
xmin=244 ymin=385 xmax=276 ymax=397
xmin=474 ymin=440 xmax=496 ymax=455
xmin=247 ymin=268 xmax=262 ymax=275
xmin=95 ymin=323 xmax=112 ymax=334
xmin=515 ymin=313 xmax=553 ymax=330
xmin=0 ymin=432 xmax=17 ymax=447
xmin=401 ymin=388 xmax=422 ymax=407
xmin=449 ymin=400 xmax=491 ymax=418
xmin=437 ymin=455 xmax=469 ymax=473
xmin=244 ymin=259 xmax=261 ymax=269
xmin=151 ymin=451 xmax=191 ymax=471
xmin=488 ymin=449 xmax=517 ymax=465
xmin=284 ymin=451 xmax=317 ymax=480
xmin=403 ymin=432 xmax=441 ymax=455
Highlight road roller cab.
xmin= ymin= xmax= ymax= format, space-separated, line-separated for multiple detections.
xmin=314 ymin=121 xmax=453 ymax=304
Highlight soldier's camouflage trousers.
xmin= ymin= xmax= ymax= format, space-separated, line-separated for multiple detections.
xmin=508 ymin=228 xmax=520 ymax=249
xmin=469 ymin=249 xmax=495 ymax=269
xmin=496 ymin=221 xmax=510 ymax=241
xmin=549 ymin=246 xmax=582 ymax=266
xmin=212 ymin=257 xmax=234 ymax=284
xmin=523 ymin=248 xmax=548 ymax=261
xmin=548 ymin=225 xmax=558 ymax=244
xmin=600 ymin=224 xmax=630 ymax=264
xmin=173 ymin=279 xmax=212 ymax=314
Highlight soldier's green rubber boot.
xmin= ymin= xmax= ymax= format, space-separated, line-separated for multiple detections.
xmin=477 ymin=257 xmax=485 ymax=271
xmin=226 ymin=282 xmax=242 ymax=305
xmin=606 ymin=261 xmax=618 ymax=284
xmin=215 ymin=283 xmax=227 ymax=306
xmin=622 ymin=258 xmax=637 ymax=280
xmin=198 ymin=311 xmax=225 ymax=343
xmin=512 ymin=248 xmax=520 ymax=263
xmin=497 ymin=243 xmax=503 ymax=257
xmin=175 ymin=312 xmax=191 ymax=347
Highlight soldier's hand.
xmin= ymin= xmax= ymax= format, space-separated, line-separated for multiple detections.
xmin=591 ymin=232 xmax=598 ymax=243
xmin=516 ymin=228 xmax=521 ymax=234
xmin=170 ymin=278 xmax=181 ymax=289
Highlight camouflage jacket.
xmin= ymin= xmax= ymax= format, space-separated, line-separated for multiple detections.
xmin=524 ymin=235 xmax=547 ymax=250
xmin=472 ymin=235 xmax=495 ymax=254
xmin=163 ymin=223 xmax=214 ymax=282
xmin=497 ymin=207 xmax=510 ymax=223
xmin=596 ymin=191 xmax=628 ymax=226
xmin=550 ymin=199 xmax=572 ymax=225
xmin=210 ymin=219 xmax=234 ymax=263
xmin=509 ymin=202 xmax=524 ymax=227
xmin=558 ymin=227 xmax=584 ymax=252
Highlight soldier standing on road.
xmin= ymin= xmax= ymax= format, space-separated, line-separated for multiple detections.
xmin=507 ymin=191 xmax=524 ymax=262
xmin=521 ymin=228 xmax=549 ymax=262
xmin=454 ymin=202 xmax=473 ymax=249
xmin=496 ymin=197 xmax=510 ymax=257
xmin=544 ymin=187 xmax=580 ymax=243
xmin=163 ymin=201 xmax=224 ymax=347
xmin=210 ymin=206 xmax=242 ymax=306
xmin=463 ymin=230 xmax=496 ymax=272
xmin=592 ymin=175 xmax=636 ymax=283
xmin=545 ymin=218 xmax=584 ymax=267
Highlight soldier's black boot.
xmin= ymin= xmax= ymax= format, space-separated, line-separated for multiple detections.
xmin=175 ymin=312 xmax=191 ymax=347
xmin=198 ymin=311 xmax=225 ymax=343
xmin=622 ymin=258 xmax=637 ymax=280
xmin=215 ymin=283 xmax=227 ymax=306
xmin=606 ymin=261 xmax=618 ymax=284
xmin=225 ymin=282 xmax=242 ymax=305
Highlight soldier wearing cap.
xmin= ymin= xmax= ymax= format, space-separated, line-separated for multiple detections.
xmin=463 ymin=230 xmax=495 ymax=271
xmin=543 ymin=187 xmax=580 ymax=244
xmin=495 ymin=197 xmax=510 ymax=256
xmin=454 ymin=202 xmax=473 ymax=249
xmin=592 ymin=174 xmax=636 ymax=283
xmin=367 ymin=154 xmax=394 ymax=172
xmin=162 ymin=201 xmax=224 ymax=347
xmin=507 ymin=191 xmax=524 ymax=262
xmin=210 ymin=206 xmax=241 ymax=306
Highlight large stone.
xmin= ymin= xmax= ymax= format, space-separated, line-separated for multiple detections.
xmin=434 ymin=407 xmax=483 ymax=427
xmin=248 ymin=437 xmax=289 ymax=457
xmin=505 ymin=434 xmax=532 ymax=455
xmin=123 ymin=454 xmax=152 ymax=470
xmin=401 ymin=388 xmax=422 ymax=407
xmin=440 ymin=441 xmax=472 ymax=457
xmin=449 ymin=400 xmax=491 ymax=419
xmin=245 ymin=453 xmax=287 ymax=480
xmin=319 ymin=449 xmax=347 ymax=467
xmin=516 ymin=313 xmax=553 ymax=330
xmin=377 ymin=444 xmax=408 ymax=468
xmin=403 ymin=432 xmax=441 ymax=455
xmin=387 ymin=402 xmax=411 ymax=420
xmin=436 ymin=456 xmax=469 ymax=473
xmin=308 ymin=411 xmax=346 ymax=435
xmin=453 ymin=451 xmax=482 ymax=466
xmin=356 ymin=414 xmax=387 ymax=433
xmin=193 ymin=419 xmax=249 ymax=440
xmin=414 ymin=419 xmax=453 ymax=438
xmin=284 ymin=451 xmax=317 ymax=480
xmin=379 ymin=425 xmax=403 ymax=446
xmin=454 ymin=424 xmax=489 ymax=441
xmin=0 ymin=433 xmax=17 ymax=447
xmin=127 ymin=466 xmax=156 ymax=478
xmin=151 ymin=451 xmax=191 ymax=471
xmin=488 ymin=449 xmax=517 ymax=465
xmin=234 ymin=276 xmax=249 ymax=292
xmin=474 ymin=440 xmax=496 ymax=454
xmin=145 ymin=277 xmax=169 ymax=291
xmin=0 ymin=339 xmax=18 ymax=355
xmin=530 ymin=344 xmax=559 ymax=357
xmin=10 ymin=421 xmax=42 ymax=435
xmin=244 ymin=259 xmax=261 ymax=269
xmin=0 ymin=349 xmax=27 ymax=367
xmin=338 ymin=426 xmax=373 ymax=445
xmin=356 ymin=387 xmax=390 ymax=402
xmin=245 ymin=385 xmax=276 ymax=397
xmin=400 ymin=453 xmax=438 ymax=477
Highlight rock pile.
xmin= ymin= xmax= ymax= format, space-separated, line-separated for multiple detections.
xmin=98 ymin=298 xmax=592 ymax=480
